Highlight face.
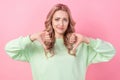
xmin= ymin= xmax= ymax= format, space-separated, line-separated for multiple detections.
xmin=52 ymin=10 xmax=69 ymax=36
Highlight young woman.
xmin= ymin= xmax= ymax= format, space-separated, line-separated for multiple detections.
xmin=5 ymin=3 xmax=115 ymax=80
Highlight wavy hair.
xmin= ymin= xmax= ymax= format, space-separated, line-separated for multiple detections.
xmin=44 ymin=3 xmax=76 ymax=57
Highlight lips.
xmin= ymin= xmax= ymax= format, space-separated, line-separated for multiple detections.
xmin=57 ymin=27 xmax=64 ymax=30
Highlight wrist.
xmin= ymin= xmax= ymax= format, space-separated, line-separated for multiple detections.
xmin=83 ymin=36 xmax=90 ymax=44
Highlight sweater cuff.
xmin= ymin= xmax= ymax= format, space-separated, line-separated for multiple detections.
xmin=87 ymin=38 xmax=102 ymax=49
xmin=19 ymin=35 xmax=33 ymax=49
xmin=26 ymin=35 xmax=33 ymax=44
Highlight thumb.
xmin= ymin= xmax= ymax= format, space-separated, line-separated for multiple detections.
xmin=38 ymin=31 xmax=46 ymax=46
xmin=72 ymin=34 xmax=82 ymax=50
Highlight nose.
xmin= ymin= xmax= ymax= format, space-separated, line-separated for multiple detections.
xmin=59 ymin=20 xmax=64 ymax=26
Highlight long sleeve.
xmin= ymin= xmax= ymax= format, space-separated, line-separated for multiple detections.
xmin=86 ymin=38 xmax=116 ymax=66
xmin=5 ymin=35 xmax=33 ymax=62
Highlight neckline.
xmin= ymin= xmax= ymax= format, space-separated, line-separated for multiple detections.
xmin=56 ymin=38 xmax=63 ymax=40
xmin=55 ymin=38 xmax=63 ymax=42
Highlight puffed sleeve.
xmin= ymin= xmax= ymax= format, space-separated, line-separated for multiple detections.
xmin=5 ymin=35 xmax=33 ymax=62
xmin=86 ymin=38 xmax=116 ymax=66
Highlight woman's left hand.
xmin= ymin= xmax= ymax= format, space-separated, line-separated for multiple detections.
xmin=70 ymin=33 xmax=90 ymax=50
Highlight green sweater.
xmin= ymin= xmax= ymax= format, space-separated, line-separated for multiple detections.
xmin=5 ymin=35 xmax=115 ymax=80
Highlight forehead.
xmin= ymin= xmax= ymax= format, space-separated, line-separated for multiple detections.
xmin=53 ymin=10 xmax=69 ymax=18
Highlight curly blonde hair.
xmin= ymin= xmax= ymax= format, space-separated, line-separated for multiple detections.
xmin=44 ymin=3 xmax=76 ymax=57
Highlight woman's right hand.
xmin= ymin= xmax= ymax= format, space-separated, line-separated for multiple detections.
xmin=30 ymin=31 xmax=52 ymax=50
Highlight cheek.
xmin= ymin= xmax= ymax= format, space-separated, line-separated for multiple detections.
xmin=52 ymin=25 xmax=56 ymax=31
xmin=65 ymin=22 xmax=69 ymax=28
xmin=65 ymin=26 xmax=68 ymax=31
xmin=52 ymin=21 xmax=57 ymax=28
xmin=51 ymin=21 xmax=55 ymax=29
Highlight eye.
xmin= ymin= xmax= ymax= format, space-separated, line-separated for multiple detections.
xmin=63 ymin=18 xmax=68 ymax=22
xmin=55 ymin=18 xmax=60 ymax=21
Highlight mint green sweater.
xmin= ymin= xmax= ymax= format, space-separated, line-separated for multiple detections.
xmin=5 ymin=36 xmax=115 ymax=80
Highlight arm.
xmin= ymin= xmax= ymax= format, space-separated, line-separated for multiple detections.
xmin=86 ymin=38 xmax=116 ymax=66
xmin=70 ymin=33 xmax=116 ymax=66
xmin=5 ymin=31 xmax=52 ymax=62
xmin=5 ymin=35 xmax=33 ymax=62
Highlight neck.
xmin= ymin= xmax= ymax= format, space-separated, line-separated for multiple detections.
xmin=55 ymin=33 xmax=64 ymax=39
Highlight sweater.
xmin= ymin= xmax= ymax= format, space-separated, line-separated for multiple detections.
xmin=5 ymin=35 xmax=116 ymax=80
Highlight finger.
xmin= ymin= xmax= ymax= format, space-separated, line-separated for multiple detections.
xmin=70 ymin=35 xmax=76 ymax=43
xmin=45 ymin=31 xmax=50 ymax=35
xmin=45 ymin=34 xmax=51 ymax=39
xmin=71 ymin=33 xmax=76 ymax=37
xmin=45 ymin=32 xmax=51 ymax=38
xmin=45 ymin=35 xmax=50 ymax=38
xmin=40 ymin=31 xmax=46 ymax=39
xmin=70 ymin=37 xmax=76 ymax=41
xmin=45 ymin=36 xmax=52 ymax=42
xmin=72 ymin=39 xmax=82 ymax=50
xmin=45 ymin=38 xmax=51 ymax=42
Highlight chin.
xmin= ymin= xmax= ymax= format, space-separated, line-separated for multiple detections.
xmin=57 ymin=31 xmax=65 ymax=35
xmin=58 ymin=32 xmax=65 ymax=35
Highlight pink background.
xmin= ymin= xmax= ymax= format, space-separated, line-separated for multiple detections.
xmin=0 ymin=0 xmax=120 ymax=80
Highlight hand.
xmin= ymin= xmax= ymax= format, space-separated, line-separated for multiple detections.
xmin=69 ymin=33 xmax=90 ymax=50
xmin=30 ymin=31 xmax=52 ymax=50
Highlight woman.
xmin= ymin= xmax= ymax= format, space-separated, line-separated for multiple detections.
xmin=5 ymin=3 xmax=115 ymax=80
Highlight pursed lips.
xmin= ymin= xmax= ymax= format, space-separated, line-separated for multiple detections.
xmin=57 ymin=27 xmax=64 ymax=30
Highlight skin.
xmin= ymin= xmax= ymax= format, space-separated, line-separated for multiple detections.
xmin=30 ymin=10 xmax=90 ymax=50
xmin=52 ymin=10 xmax=69 ymax=39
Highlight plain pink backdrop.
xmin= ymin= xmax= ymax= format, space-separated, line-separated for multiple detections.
xmin=0 ymin=0 xmax=120 ymax=80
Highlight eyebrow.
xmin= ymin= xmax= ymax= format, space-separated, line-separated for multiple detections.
xmin=55 ymin=17 xmax=68 ymax=19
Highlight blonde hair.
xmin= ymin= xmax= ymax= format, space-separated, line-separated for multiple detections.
xmin=44 ymin=3 xmax=76 ymax=57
